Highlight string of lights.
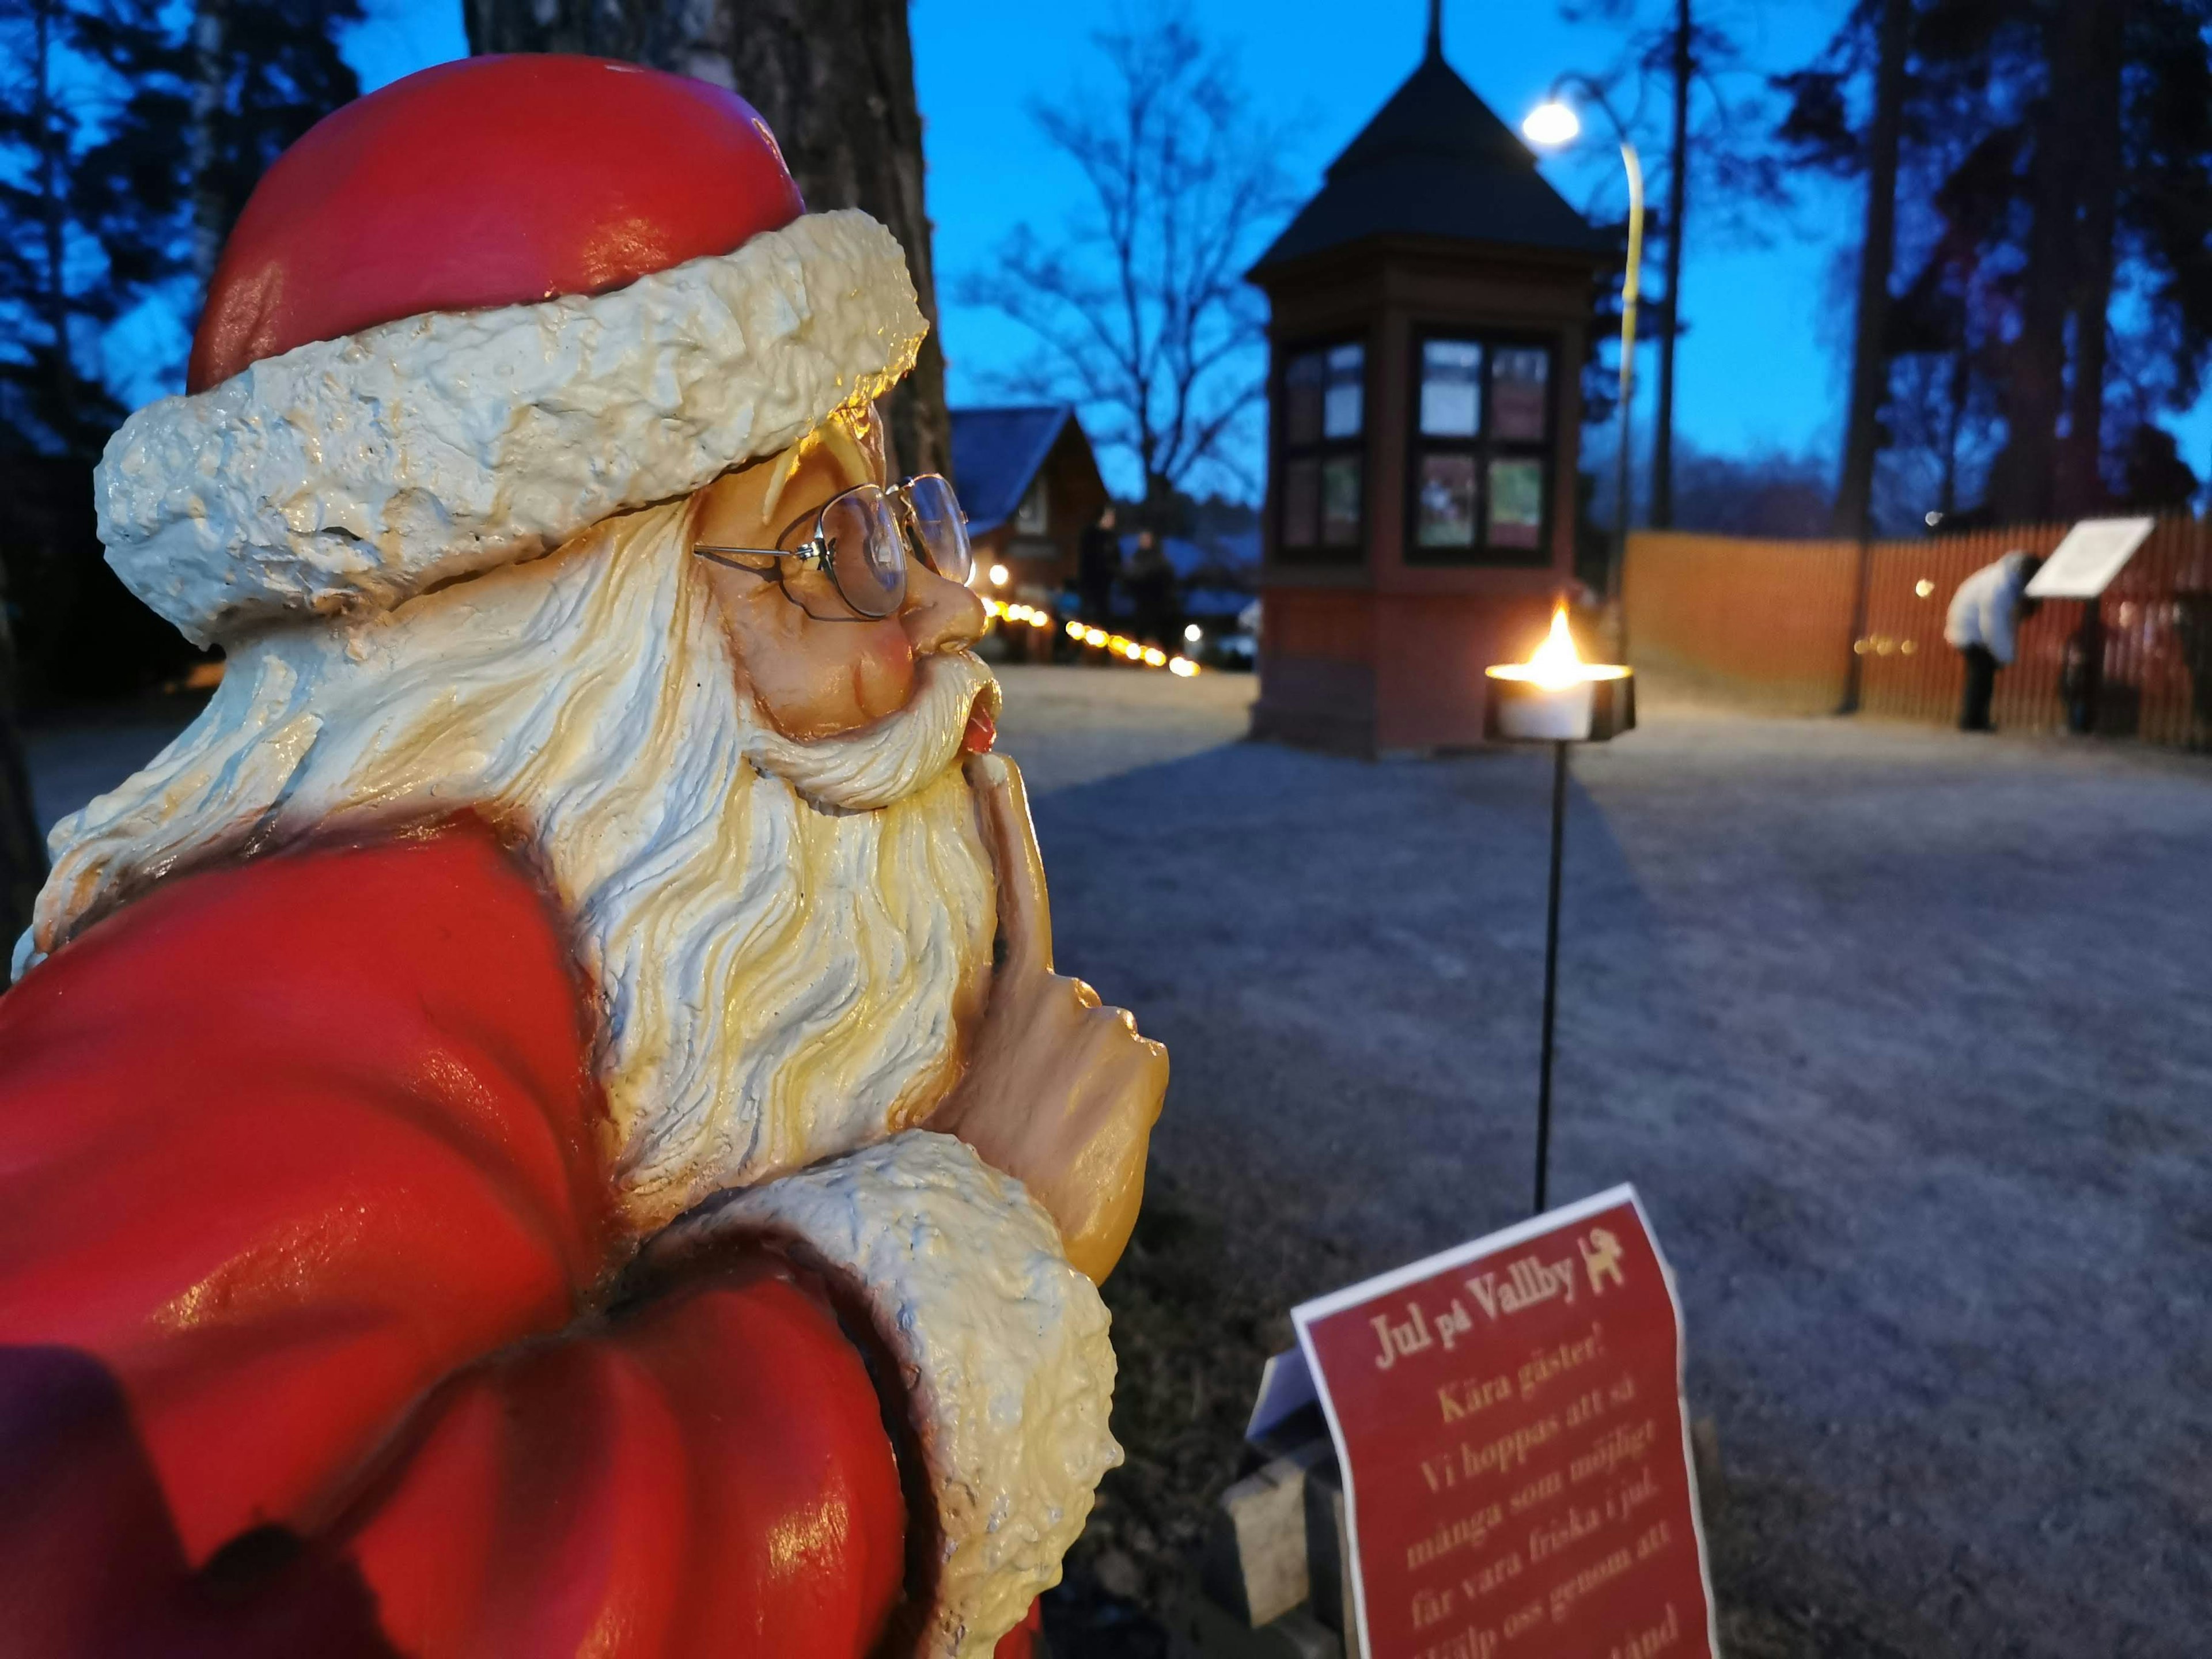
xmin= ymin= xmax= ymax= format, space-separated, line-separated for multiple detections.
xmin=980 ymin=598 xmax=1202 ymax=677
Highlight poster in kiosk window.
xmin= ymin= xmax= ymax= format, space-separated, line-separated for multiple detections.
xmin=1290 ymin=1185 xmax=1716 ymax=1659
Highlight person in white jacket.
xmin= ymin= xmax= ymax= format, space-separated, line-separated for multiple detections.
xmin=1944 ymin=550 xmax=2044 ymax=730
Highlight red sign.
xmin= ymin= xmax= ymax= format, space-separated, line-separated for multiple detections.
xmin=1292 ymin=1186 xmax=1714 ymax=1659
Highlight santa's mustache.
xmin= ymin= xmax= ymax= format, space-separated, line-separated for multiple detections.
xmin=743 ymin=649 xmax=1000 ymax=812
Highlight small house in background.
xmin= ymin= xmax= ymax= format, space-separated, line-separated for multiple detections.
xmin=1245 ymin=18 xmax=1611 ymax=755
xmin=948 ymin=405 xmax=1107 ymax=599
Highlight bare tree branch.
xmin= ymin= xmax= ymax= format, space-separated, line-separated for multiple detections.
xmin=955 ymin=10 xmax=1298 ymax=514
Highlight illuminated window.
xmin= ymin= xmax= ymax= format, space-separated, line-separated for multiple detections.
xmin=1410 ymin=334 xmax=1554 ymax=564
xmin=1420 ymin=340 xmax=1482 ymax=437
xmin=1279 ymin=340 xmax=1365 ymax=558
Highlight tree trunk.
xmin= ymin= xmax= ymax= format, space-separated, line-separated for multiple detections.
xmin=1650 ymin=0 xmax=1690 ymax=530
xmin=0 ymin=564 xmax=47 ymax=955
xmin=0 ymin=734 xmax=40 ymax=956
xmin=463 ymin=0 xmax=950 ymax=478
xmin=1832 ymin=0 xmax=1909 ymax=539
xmin=188 ymin=0 xmax=232 ymax=293
xmin=2055 ymin=0 xmax=2127 ymax=518
xmin=1988 ymin=0 xmax=2099 ymax=522
xmin=31 ymin=0 xmax=73 ymax=437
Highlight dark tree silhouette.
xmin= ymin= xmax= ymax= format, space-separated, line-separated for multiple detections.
xmin=0 ymin=555 xmax=41 ymax=948
xmin=185 ymin=0 xmax=362 ymax=292
xmin=0 ymin=0 xmax=185 ymax=453
xmin=1809 ymin=0 xmax=1910 ymax=540
xmin=0 ymin=0 xmax=357 ymax=897
xmin=2 ymin=0 xmax=360 ymax=450
xmin=1777 ymin=0 xmax=2212 ymax=527
xmin=0 ymin=0 xmax=187 ymax=925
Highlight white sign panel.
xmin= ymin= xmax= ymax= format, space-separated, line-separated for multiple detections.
xmin=2025 ymin=517 xmax=2155 ymax=600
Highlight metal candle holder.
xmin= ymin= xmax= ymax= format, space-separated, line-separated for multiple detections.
xmin=1485 ymin=607 xmax=1635 ymax=1216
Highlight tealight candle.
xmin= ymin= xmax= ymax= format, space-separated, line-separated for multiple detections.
xmin=1484 ymin=604 xmax=1635 ymax=743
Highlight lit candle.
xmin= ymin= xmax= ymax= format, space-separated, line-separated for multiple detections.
xmin=1484 ymin=604 xmax=1635 ymax=743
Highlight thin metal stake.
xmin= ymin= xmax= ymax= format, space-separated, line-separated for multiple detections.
xmin=1534 ymin=739 xmax=1568 ymax=1216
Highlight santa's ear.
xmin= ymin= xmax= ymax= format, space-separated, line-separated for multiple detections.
xmin=689 ymin=467 xmax=770 ymax=558
xmin=751 ymin=416 xmax=881 ymax=539
xmin=818 ymin=405 xmax=885 ymax=491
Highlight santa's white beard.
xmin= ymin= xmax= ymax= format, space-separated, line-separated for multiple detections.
xmin=22 ymin=500 xmax=1000 ymax=1228
xmin=747 ymin=644 xmax=1000 ymax=813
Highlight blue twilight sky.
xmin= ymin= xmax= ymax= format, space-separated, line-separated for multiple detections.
xmin=338 ymin=0 xmax=2211 ymax=506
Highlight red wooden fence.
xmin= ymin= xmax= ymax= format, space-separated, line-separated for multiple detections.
xmin=1623 ymin=530 xmax=1861 ymax=715
xmin=1624 ymin=517 xmax=2212 ymax=749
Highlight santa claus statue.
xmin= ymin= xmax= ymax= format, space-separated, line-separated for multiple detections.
xmin=0 ymin=55 xmax=1166 ymax=1659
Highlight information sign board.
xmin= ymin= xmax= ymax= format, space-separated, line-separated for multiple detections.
xmin=2025 ymin=517 xmax=2155 ymax=600
xmin=1289 ymin=1186 xmax=1714 ymax=1659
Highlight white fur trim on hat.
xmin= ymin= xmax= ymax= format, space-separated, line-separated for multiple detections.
xmin=649 ymin=1131 xmax=1122 ymax=1659
xmin=95 ymin=209 xmax=926 ymax=647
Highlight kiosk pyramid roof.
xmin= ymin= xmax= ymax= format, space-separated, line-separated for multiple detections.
xmin=1251 ymin=48 xmax=1611 ymax=277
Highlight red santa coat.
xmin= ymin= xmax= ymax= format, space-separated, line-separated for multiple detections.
xmin=0 ymin=819 xmax=1044 ymax=1657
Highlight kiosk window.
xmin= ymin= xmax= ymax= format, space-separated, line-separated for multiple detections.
xmin=1280 ymin=342 xmax=1365 ymax=555
xmin=1410 ymin=335 xmax=1554 ymax=563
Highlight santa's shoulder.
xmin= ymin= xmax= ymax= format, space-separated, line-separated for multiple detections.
xmin=9 ymin=815 xmax=598 ymax=1101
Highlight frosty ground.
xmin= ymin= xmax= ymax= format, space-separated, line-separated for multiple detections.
xmin=29 ymin=667 xmax=2212 ymax=1657
xmin=995 ymin=668 xmax=2209 ymax=1659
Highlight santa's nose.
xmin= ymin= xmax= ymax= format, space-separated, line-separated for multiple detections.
xmin=900 ymin=560 xmax=986 ymax=656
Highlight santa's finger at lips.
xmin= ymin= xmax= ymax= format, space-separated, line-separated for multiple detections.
xmin=961 ymin=755 xmax=1150 ymax=1038
xmin=965 ymin=751 xmax=1055 ymax=980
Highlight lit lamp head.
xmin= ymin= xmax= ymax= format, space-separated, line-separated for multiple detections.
xmin=1520 ymin=98 xmax=1582 ymax=150
xmin=1484 ymin=603 xmax=1635 ymax=743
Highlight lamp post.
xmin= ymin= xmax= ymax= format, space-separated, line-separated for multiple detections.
xmin=1522 ymin=82 xmax=1643 ymax=643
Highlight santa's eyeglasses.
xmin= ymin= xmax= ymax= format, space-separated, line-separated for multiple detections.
xmin=694 ymin=474 xmax=974 ymax=619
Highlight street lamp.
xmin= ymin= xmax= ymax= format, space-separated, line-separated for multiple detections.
xmin=1522 ymin=79 xmax=1643 ymax=637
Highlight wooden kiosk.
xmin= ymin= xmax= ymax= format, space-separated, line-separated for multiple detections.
xmin=1247 ymin=26 xmax=1612 ymax=756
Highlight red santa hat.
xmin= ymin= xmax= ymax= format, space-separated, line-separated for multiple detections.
xmin=94 ymin=55 xmax=929 ymax=647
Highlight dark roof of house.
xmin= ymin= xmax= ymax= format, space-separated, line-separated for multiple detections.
xmin=1249 ymin=50 xmax=1610 ymax=278
xmin=949 ymin=404 xmax=1088 ymax=536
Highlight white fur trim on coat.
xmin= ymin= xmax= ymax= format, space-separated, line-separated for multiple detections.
xmin=649 ymin=1131 xmax=1122 ymax=1659
xmin=94 ymin=209 xmax=926 ymax=647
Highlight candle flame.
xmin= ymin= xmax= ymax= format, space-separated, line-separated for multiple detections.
xmin=1486 ymin=601 xmax=1630 ymax=688
xmin=1524 ymin=604 xmax=1588 ymax=691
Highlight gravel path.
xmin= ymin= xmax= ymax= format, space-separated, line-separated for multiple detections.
xmin=25 ymin=710 xmax=199 ymax=834
xmin=996 ymin=669 xmax=2212 ymax=1659
xmin=26 ymin=667 xmax=2212 ymax=1655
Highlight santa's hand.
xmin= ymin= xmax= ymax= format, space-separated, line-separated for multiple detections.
xmin=930 ymin=752 xmax=1167 ymax=1284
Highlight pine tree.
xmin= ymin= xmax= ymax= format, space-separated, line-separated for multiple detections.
xmin=0 ymin=0 xmax=191 ymax=938
xmin=0 ymin=0 xmax=360 ymax=939
xmin=0 ymin=551 xmax=41 ymax=947
xmin=1820 ymin=0 xmax=1908 ymax=540
xmin=0 ymin=0 xmax=188 ymax=454
xmin=186 ymin=0 xmax=361 ymax=292
xmin=0 ymin=0 xmax=359 ymax=457
xmin=1777 ymin=0 xmax=2212 ymax=525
